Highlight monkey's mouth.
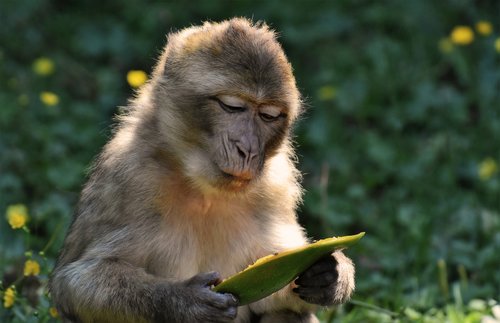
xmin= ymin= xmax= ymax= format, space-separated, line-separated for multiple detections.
xmin=221 ymin=171 xmax=252 ymax=182
xmin=219 ymin=169 xmax=253 ymax=190
xmin=219 ymin=165 xmax=254 ymax=180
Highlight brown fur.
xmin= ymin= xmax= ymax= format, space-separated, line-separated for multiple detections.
xmin=50 ymin=18 xmax=354 ymax=323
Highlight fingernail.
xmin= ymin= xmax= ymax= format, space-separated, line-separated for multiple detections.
xmin=229 ymin=294 xmax=239 ymax=304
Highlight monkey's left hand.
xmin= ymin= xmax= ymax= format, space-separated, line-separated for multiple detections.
xmin=293 ymin=251 xmax=354 ymax=306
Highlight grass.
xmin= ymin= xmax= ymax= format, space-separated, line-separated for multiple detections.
xmin=1 ymin=0 xmax=499 ymax=321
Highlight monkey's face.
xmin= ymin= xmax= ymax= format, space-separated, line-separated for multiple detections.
xmin=154 ymin=19 xmax=301 ymax=193
xmin=157 ymin=79 xmax=296 ymax=193
xmin=202 ymin=93 xmax=290 ymax=191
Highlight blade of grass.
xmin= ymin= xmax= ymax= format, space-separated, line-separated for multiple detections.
xmin=349 ymin=299 xmax=400 ymax=318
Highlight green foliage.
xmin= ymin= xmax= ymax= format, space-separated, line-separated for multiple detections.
xmin=1 ymin=0 xmax=499 ymax=321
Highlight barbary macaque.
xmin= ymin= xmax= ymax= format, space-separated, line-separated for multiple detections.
xmin=50 ymin=18 xmax=355 ymax=323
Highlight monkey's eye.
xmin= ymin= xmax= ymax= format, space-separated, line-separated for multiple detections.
xmin=213 ymin=95 xmax=246 ymax=113
xmin=217 ymin=100 xmax=246 ymax=113
xmin=259 ymin=113 xmax=280 ymax=122
xmin=259 ymin=106 xmax=283 ymax=122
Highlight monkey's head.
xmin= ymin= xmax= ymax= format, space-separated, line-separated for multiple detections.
xmin=149 ymin=18 xmax=301 ymax=193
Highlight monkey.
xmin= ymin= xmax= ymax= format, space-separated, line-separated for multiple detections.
xmin=49 ymin=18 xmax=355 ymax=323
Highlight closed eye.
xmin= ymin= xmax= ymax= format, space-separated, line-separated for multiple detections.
xmin=259 ymin=112 xmax=282 ymax=122
xmin=213 ymin=97 xmax=246 ymax=113
xmin=259 ymin=105 xmax=284 ymax=122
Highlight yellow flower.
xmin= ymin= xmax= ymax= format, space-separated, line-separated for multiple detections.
xmin=318 ymin=85 xmax=337 ymax=101
xmin=6 ymin=204 xmax=28 ymax=229
xmin=438 ymin=38 xmax=454 ymax=54
xmin=50 ymin=307 xmax=59 ymax=318
xmin=127 ymin=70 xmax=148 ymax=88
xmin=33 ymin=57 xmax=55 ymax=76
xmin=450 ymin=26 xmax=474 ymax=45
xmin=24 ymin=260 xmax=41 ymax=276
xmin=40 ymin=91 xmax=59 ymax=106
xmin=475 ymin=21 xmax=493 ymax=36
xmin=478 ymin=157 xmax=498 ymax=181
xmin=3 ymin=286 xmax=15 ymax=308
xmin=495 ymin=38 xmax=500 ymax=53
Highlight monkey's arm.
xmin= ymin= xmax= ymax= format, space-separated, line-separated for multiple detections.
xmin=51 ymin=256 xmax=160 ymax=322
xmin=51 ymin=234 xmax=238 ymax=322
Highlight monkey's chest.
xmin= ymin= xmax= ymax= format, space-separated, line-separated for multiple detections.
xmin=153 ymin=208 xmax=267 ymax=280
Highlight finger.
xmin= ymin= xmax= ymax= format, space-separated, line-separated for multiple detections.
xmin=293 ymin=285 xmax=332 ymax=299
xmin=222 ymin=306 xmax=238 ymax=320
xmin=299 ymin=294 xmax=334 ymax=306
xmin=191 ymin=271 xmax=222 ymax=287
xmin=223 ymin=293 xmax=239 ymax=307
xmin=202 ymin=300 xmax=238 ymax=322
xmin=204 ymin=291 xmax=239 ymax=309
xmin=299 ymin=256 xmax=337 ymax=279
xmin=295 ymin=270 xmax=338 ymax=287
xmin=294 ymin=286 xmax=336 ymax=306
xmin=204 ymin=308 xmax=237 ymax=323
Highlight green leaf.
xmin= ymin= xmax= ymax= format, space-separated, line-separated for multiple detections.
xmin=213 ymin=232 xmax=365 ymax=305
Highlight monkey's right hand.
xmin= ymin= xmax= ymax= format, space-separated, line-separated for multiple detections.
xmin=153 ymin=271 xmax=239 ymax=323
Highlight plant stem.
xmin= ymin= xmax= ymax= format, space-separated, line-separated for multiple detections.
xmin=350 ymin=299 xmax=399 ymax=317
xmin=40 ymin=220 xmax=64 ymax=255
xmin=438 ymin=259 xmax=449 ymax=299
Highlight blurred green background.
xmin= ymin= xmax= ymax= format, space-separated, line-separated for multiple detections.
xmin=1 ymin=0 xmax=499 ymax=322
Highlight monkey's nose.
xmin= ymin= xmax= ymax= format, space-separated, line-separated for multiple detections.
xmin=235 ymin=142 xmax=258 ymax=164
